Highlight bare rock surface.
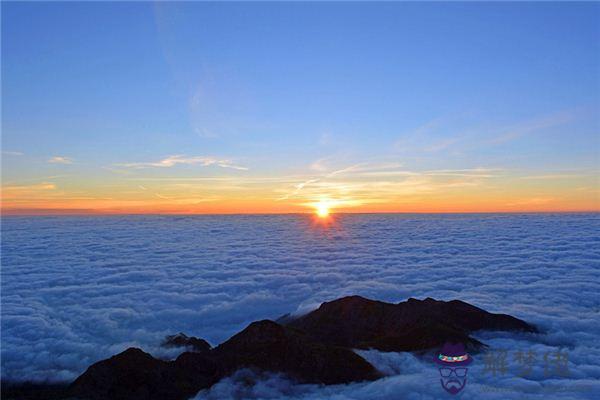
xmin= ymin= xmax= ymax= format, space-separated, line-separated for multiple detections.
xmin=212 ymin=319 xmax=381 ymax=384
xmin=70 ymin=348 xmax=220 ymax=400
xmin=69 ymin=320 xmax=379 ymax=399
xmin=281 ymin=295 xmax=537 ymax=352
xmin=162 ymin=332 xmax=211 ymax=353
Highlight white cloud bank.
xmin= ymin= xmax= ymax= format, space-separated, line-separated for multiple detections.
xmin=1 ymin=213 xmax=599 ymax=399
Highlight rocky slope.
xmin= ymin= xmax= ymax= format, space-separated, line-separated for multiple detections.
xmin=280 ymin=296 xmax=536 ymax=351
xmin=69 ymin=319 xmax=380 ymax=400
xmin=161 ymin=332 xmax=212 ymax=353
xmin=211 ymin=320 xmax=380 ymax=384
xmin=70 ymin=348 xmax=220 ymax=400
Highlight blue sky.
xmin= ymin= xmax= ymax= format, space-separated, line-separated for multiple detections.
xmin=1 ymin=2 xmax=599 ymax=213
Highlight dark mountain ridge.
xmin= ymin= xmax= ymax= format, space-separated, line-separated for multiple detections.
xmin=4 ymin=296 xmax=537 ymax=400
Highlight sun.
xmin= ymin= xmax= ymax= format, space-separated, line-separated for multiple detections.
xmin=315 ymin=202 xmax=331 ymax=218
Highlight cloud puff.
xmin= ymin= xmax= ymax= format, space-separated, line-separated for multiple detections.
xmin=1 ymin=214 xmax=599 ymax=400
xmin=48 ymin=156 xmax=73 ymax=164
xmin=114 ymin=155 xmax=247 ymax=171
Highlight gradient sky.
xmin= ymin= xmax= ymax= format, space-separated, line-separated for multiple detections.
xmin=2 ymin=2 xmax=599 ymax=214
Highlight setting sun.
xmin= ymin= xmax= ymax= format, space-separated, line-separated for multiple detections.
xmin=315 ymin=202 xmax=331 ymax=218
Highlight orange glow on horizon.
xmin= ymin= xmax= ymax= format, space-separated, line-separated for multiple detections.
xmin=1 ymin=173 xmax=598 ymax=216
xmin=2 ymin=199 xmax=599 ymax=216
xmin=315 ymin=202 xmax=331 ymax=218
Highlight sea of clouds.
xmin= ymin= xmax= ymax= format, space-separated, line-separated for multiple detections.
xmin=1 ymin=213 xmax=599 ymax=399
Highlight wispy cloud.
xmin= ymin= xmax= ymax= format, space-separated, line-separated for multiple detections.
xmin=394 ymin=118 xmax=443 ymax=151
xmin=196 ymin=128 xmax=219 ymax=139
xmin=392 ymin=110 xmax=579 ymax=156
xmin=48 ymin=156 xmax=73 ymax=164
xmin=421 ymin=168 xmax=500 ymax=178
xmin=276 ymin=159 xmax=496 ymax=208
xmin=506 ymin=197 xmax=555 ymax=206
xmin=276 ymin=179 xmax=320 ymax=201
xmin=2 ymin=151 xmax=24 ymax=156
xmin=278 ymin=161 xmax=407 ymax=201
xmin=519 ymin=174 xmax=579 ymax=180
xmin=1 ymin=182 xmax=57 ymax=200
xmin=424 ymin=137 xmax=460 ymax=152
xmin=309 ymin=157 xmax=334 ymax=172
xmin=3 ymin=182 xmax=56 ymax=192
xmin=490 ymin=110 xmax=575 ymax=144
xmin=114 ymin=155 xmax=248 ymax=171
xmin=399 ymin=118 xmax=441 ymax=140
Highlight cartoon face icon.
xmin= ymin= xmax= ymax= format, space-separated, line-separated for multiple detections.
xmin=438 ymin=366 xmax=469 ymax=394
xmin=435 ymin=342 xmax=473 ymax=395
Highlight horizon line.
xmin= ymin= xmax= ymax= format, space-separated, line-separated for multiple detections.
xmin=2 ymin=210 xmax=599 ymax=217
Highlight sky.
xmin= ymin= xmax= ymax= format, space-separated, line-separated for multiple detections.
xmin=2 ymin=2 xmax=599 ymax=214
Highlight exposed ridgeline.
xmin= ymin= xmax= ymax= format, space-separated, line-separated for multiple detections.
xmin=280 ymin=295 xmax=536 ymax=352
xmin=4 ymin=296 xmax=537 ymax=400
xmin=70 ymin=320 xmax=380 ymax=400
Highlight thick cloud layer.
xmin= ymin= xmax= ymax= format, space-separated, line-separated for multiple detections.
xmin=1 ymin=214 xmax=599 ymax=399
